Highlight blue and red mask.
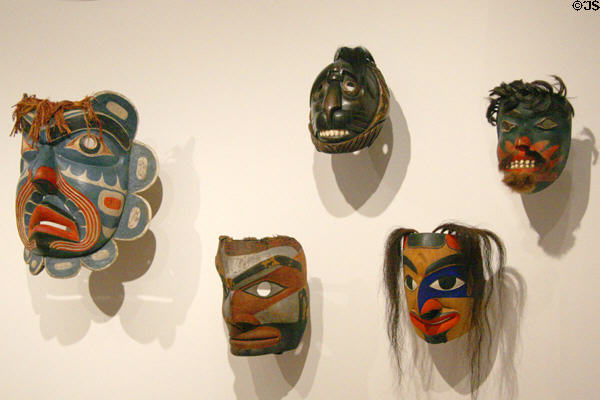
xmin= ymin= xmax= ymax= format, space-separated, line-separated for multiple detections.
xmin=402 ymin=233 xmax=473 ymax=344
xmin=13 ymin=91 xmax=158 ymax=278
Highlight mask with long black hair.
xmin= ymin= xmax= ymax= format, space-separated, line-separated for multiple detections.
xmin=383 ymin=223 xmax=505 ymax=397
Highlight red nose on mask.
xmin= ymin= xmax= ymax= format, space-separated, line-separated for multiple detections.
xmin=30 ymin=166 xmax=58 ymax=194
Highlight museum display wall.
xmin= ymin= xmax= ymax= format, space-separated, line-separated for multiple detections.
xmin=0 ymin=1 xmax=598 ymax=399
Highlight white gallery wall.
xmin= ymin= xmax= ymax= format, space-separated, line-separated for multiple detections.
xmin=0 ymin=1 xmax=598 ymax=399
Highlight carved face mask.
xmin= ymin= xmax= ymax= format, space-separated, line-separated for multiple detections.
xmin=215 ymin=236 xmax=309 ymax=356
xmin=402 ymin=233 xmax=472 ymax=344
xmin=309 ymin=46 xmax=389 ymax=153
xmin=13 ymin=91 xmax=158 ymax=278
xmin=487 ymin=77 xmax=574 ymax=193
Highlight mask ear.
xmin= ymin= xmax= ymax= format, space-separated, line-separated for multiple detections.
xmin=128 ymin=142 xmax=159 ymax=193
xmin=113 ymin=193 xmax=152 ymax=241
xmin=91 ymin=91 xmax=138 ymax=146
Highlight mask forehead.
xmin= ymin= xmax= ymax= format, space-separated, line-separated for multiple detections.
xmin=403 ymin=241 xmax=459 ymax=272
xmin=220 ymin=245 xmax=300 ymax=285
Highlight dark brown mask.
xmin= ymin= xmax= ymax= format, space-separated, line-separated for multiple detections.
xmin=309 ymin=47 xmax=389 ymax=153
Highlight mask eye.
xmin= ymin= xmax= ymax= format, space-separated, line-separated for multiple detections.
xmin=65 ymin=134 xmax=114 ymax=157
xmin=312 ymin=82 xmax=325 ymax=101
xmin=243 ymin=281 xmax=286 ymax=298
xmin=501 ymin=120 xmax=517 ymax=133
xmin=405 ymin=275 xmax=417 ymax=291
xmin=430 ymin=276 xmax=465 ymax=291
xmin=21 ymin=136 xmax=36 ymax=155
xmin=536 ymin=118 xmax=558 ymax=130
xmin=342 ymin=78 xmax=360 ymax=96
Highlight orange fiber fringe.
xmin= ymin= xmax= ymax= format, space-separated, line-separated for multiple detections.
xmin=10 ymin=94 xmax=103 ymax=144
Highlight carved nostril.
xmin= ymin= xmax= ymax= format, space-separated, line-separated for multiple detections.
xmin=234 ymin=322 xmax=258 ymax=332
xmin=32 ymin=180 xmax=57 ymax=195
xmin=420 ymin=309 xmax=442 ymax=320
xmin=324 ymin=86 xmax=341 ymax=123
xmin=31 ymin=166 xmax=58 ymax=194
xmin=419 ymin=299 xmax=443 ymax=320
xmin=515 ymin=136 xmax=532 ymax=148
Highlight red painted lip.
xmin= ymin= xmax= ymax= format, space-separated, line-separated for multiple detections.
xmin=230 ymin=326 xmax=281 ymax=350
xmin=410 ymin=311 xmax=460 ymax=337
xmin=28 ymin=204 xmax=79 ymax=242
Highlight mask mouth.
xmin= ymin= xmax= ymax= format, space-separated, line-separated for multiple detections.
xmin=229 ymin=325 xmax=282 ymax=350
xmin=503 ymin=156 xmax=543 ymax=172
xmin=316 ymin=129 xmax=352 ymax=143
xmin=28 ymin=203 xmax=79 ymax=242
xmin=410 ymin=311 xmax=459 ymax=337
xmin=499 ymin=148 xmax=546 ymax=173
xmin=498 ymin=148 xmax=555 ymax=193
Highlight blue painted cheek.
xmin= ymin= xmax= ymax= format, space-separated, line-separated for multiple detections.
xmin=417 ymin=266 xmax=469 ymax=312
xmin=56 ymin=157 xmax=129 ymax=231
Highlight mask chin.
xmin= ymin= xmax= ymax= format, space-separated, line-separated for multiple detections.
xmin=502 ymin=170 xmax=537 ymax=193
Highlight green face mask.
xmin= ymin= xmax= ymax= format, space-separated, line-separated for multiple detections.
xmin=487 ymin=77 xmax=574 ymax=194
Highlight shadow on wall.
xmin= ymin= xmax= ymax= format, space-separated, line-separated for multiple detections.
xmin=522 ymin=129 xmax=598 ymax=257
xmin=228 ymin=277 xmax=323 ymax=400
xmin=312 ymin=92 xmax=410 ymax=217
xmin=27 ymin=138 xmax=201 ymax=347
xmin=408 ymin=267 xmax=526 ymax=399
xmin=88 ymin=177 xmax=163 ymax=316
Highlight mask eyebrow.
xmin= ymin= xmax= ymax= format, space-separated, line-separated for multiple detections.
xmin=402 ymin=256 xmax=417 ymax=273
xmin=425 ymin=254 xmax=465 ymax=275
xmin=232 ymin=255 xmax=301 ymax=288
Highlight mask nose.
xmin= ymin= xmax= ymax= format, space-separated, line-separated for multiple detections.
xmin=420 ymin=299 xmax=443 ymax=320
xmin=324 ymin=84 xmax=341 ymax=124
xmin=224 ymin=291 xmax=261 ymax=330
xmin=231 ymin=315 xmax=261 ymax=331
xmin=29 ymin=146 xmax=58 ymax=195
xmin=515 ymin=136 xmax=532 ymax=151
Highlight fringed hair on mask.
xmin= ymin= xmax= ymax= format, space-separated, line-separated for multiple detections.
xmin=334 ymin=46 xmax=375 ymax=67
xmin=10 ymin=93 xmax=103 ymax=145
xmin=383 ymin=228 xmax=418 ymax=375
xmin=383 ymin=223 xmax=505 ymax=400
xmin=486 ymin=76 xmax=574 ymax=126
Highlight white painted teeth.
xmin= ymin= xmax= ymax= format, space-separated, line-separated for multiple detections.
xmin=319 ymin=129 xmax=350 ymax=138
xmin=508 ymin=159 xmax=536 ymax=170
xmin=40 ymin=221 xmax=68 ymax=231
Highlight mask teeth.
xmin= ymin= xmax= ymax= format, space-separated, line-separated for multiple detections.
xmin=318 ymin=129 xmax=350 ymax=139
xmin=508 ymin=159 xmax=536 ymax=170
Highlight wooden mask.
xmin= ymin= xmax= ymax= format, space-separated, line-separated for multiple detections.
xmin=486 ymin=76 xmax=574 ymax=193
xmin=216 ymin=236 xmax=309 ymax=356
xmin=402 ymin=233 xmax=473 ymax=343
xmin=309 ymin=47 xmax=389 ymax=153
xmin=13 ymin=91 xmax=158 ymax=278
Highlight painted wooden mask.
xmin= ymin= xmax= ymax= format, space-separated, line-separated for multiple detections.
xmin=486 ymin=76 xmax=574 ymax=193
xmin=402 ymin=233 xmax=473 ymax=344
xmin=12 ymin=91 xmax=158 ymax=278
xmin=309 ymin=46 xmax=389 ymax=153
xmin=384 ymin=224 xmax=505 ymax=347
xmin=215 ymin=236 xmax=309 ymax=356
